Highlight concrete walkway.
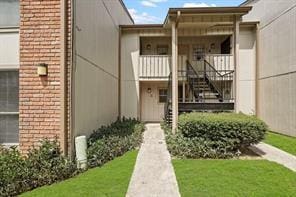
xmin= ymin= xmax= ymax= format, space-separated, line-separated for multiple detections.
xmin=126 ymin=123 xmax=181 ymax=197
xmin=250 ymin=142 xmax=296 ymax=172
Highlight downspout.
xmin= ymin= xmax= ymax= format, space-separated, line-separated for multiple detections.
xmin=60 ymin=0 xmax=68 ymax=155
xmin=255 ymin=23 xmax=260 ymax=116
xmin=233 ymin=15 xmax=240 ymax=113
xmin=69 ymin=0 xmax=76 ymax=159
xmin=118 ymin=26 xmax=122 ymax=118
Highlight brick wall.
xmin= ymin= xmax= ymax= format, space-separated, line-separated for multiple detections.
xmin=19 ymin=0 xmax=72 ymax=154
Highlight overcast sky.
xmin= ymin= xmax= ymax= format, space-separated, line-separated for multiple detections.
xmin=123 ymin=0 xmax=246 ymax=24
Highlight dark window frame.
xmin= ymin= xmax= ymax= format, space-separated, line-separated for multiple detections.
xmin=157 ymin=45 xmax=169 ymax=55
xmin=158 ymin=88 xmax=168 ymax=103
xmin=0 ymin=69 xmax=19 ymax=144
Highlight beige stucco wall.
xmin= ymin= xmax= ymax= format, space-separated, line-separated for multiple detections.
xmin=243 ymin=0 xmax=296 ymax=136
xmin=237 ymin=26 xmax=257 ymax=115
xmin=74 ymin=0 xmax=132 ymax=137
xmin=121 ymin=32 xmax=140 ymax=119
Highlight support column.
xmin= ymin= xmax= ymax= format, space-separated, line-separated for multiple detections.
xmin=233 ymin=15 xmax=240 ymax=113
xmin=182 ymin=81 xmax=185 ymax=103
xmin=171 ymin=21 xmax=178 ymax=132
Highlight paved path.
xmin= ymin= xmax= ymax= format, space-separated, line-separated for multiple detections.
xmin=250 ymin=142 xmax=296 ymax=172
xmin=126 ymin=123 xmax=181 ymax=197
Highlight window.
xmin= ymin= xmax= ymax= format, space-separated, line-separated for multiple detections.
xmin=0 ymin=71 xmax=19 ymax=144
xmin=159 ymin=89 xmax=168 ymax=103
xmin=0 ymin=0 xmax=20 ymax=27
xmin=157 ymin=45 xmax=169 ymax=55
xmin=193 ymin=45 xmax=205 ymax=61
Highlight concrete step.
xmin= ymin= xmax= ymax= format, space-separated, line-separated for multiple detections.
xmin=194 ymin=92 xmax=220 ymax=96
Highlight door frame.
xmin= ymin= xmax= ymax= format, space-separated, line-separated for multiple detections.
xmin=140 ymin=82 xmax=167 ymax=122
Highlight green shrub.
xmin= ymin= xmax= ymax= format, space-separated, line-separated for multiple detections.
xmin=25 ymin=139 xmax=78 ymax=189
xmin=0 ymin=146 xmax=28 ymax=196
xmin=164 ymin=113 xmax=267 ymax=158
xmin=88 ymin=117 xmax=141 ymax=144
xmin=0 ymin=140 xmax=77 ymax=197
xmin=87 ymin=118 xmax=144 ymax=168
xmin=0 ymin=118 xmax=144 ymax=196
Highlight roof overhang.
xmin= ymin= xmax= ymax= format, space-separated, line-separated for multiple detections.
xmin=240 ymin=0 xmax=256 ymax=6
xmin=120 ymin=7 xmax=253 ymax=31
xmin=120 ymin=24 xmax=164 ymax=30
xmin=240 ymin=21 xmax=260 ymax=26
xmin=119 ymin=0 xmax=135 ymax=24
xmin=164 ymin=7 xmax=252 ymax=27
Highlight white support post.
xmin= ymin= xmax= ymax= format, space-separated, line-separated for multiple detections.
xmin=233 ymin=15 xmax=240 ymax=113
xmin=172 ymin=21 xmax=178 ymax=132
xmin=182 ymin=81 xmax=186 ymax=103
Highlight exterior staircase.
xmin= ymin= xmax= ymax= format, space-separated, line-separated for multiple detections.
xmin=187 ymin=63 xmax=223 ymax=102
xmin=164 ymin=60 xmax=234 ymax=124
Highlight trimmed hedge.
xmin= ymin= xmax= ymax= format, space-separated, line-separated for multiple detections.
xmin=87 ymin=118 xmax=145 ymax=168
xmin=0 ymin=140 xmax=77 ymax=197
xmin=164 ymin=113 xmax=267 ymax=158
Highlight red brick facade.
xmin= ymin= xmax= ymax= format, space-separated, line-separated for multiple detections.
xmin=19 ymin=0 xmax=72 ymax=154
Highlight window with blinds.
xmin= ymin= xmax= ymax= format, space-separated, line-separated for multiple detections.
xmin=0 ymin=0 xmax=20 ymax=27
xmin=0 ymin=71 xmax=19 ymax=144
xmin=158 ymin=89 xmax=168 ymax=103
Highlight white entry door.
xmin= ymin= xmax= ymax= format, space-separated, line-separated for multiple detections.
xmin=141 ymin=83 xmax=166 ymax=122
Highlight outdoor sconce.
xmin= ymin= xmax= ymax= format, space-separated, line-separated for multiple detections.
xmin=37 ymin=63 xmax=48 ymax=76
xmin=210 ymin=43 xmax=215 ymax=49
xmin=146 ymin=44 xmax=151 ymax=50
xmin=147 ymin=88 xmax=153 ymax=97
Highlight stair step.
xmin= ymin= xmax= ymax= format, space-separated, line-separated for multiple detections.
xmin=193 ymin=87 xmax=210 ymax=89
xmin=194 ymin=91 xmax=219 ymax=95
xmin=194 ymin=88 xmax=211 ymax=90
xmin=193 ymin=84 xmax=208 ymax=86
xmin=191 ymin=80 xmax=206 ymax=82
xmin=193 ymin=83 xmax=208 ymax=85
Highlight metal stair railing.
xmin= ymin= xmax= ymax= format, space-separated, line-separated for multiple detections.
xmin=164 ymin=72 xmax=172 ymax=123
xmin=203 ymin=59 xmax=234 ymax=102
xmin=185 ymin=60 xmax=234 ymax=103
xmin=186 ymin=60 xmax=200 ymax=102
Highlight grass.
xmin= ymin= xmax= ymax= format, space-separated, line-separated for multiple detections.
xmin=21 ymin=151 xmax=138 ymax=197
xmin=264 ymin=131 xmax=296 ymax=156
xmin=173 ymin=159 xmax=296 ymax=197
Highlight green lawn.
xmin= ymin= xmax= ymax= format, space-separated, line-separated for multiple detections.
xmin=264 ymin=132 xmax=296 ymax=156
xmin=21 ymin=151 xmax=138 ymax=197
xmin=173 ymin=159 xmax=296 ymax=197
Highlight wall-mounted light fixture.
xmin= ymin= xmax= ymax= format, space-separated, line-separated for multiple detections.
xmin=146 ymin=44 xmax=151 ymax=50
xmin=147 ymin=88 xmax=152 ymax=94
xmin=37 ymin=63 xmax=48 ymax=76
xmin=210 ymin=43 xmax=215 ymax=50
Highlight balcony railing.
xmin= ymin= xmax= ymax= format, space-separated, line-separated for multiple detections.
xmin=139 ymin=55 xmax=171 ymax=80
xmin=205 ymin=54 xmax=234 ymax=75
xmin=138 ymin=54 xmax=233 ymax=80
xmin=139 ymin=55 xmax=187 ymax=80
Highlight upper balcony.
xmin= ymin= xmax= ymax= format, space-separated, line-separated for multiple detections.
xmin=137 ymin=35 xmax=234 ymax=81
xmin=139 ymin=55 xmax=171 ymax=80
xmin=138 ymin=54 xmax=233 ymax=81
xmin=138 ymin=55 xmax=188 ymax=81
